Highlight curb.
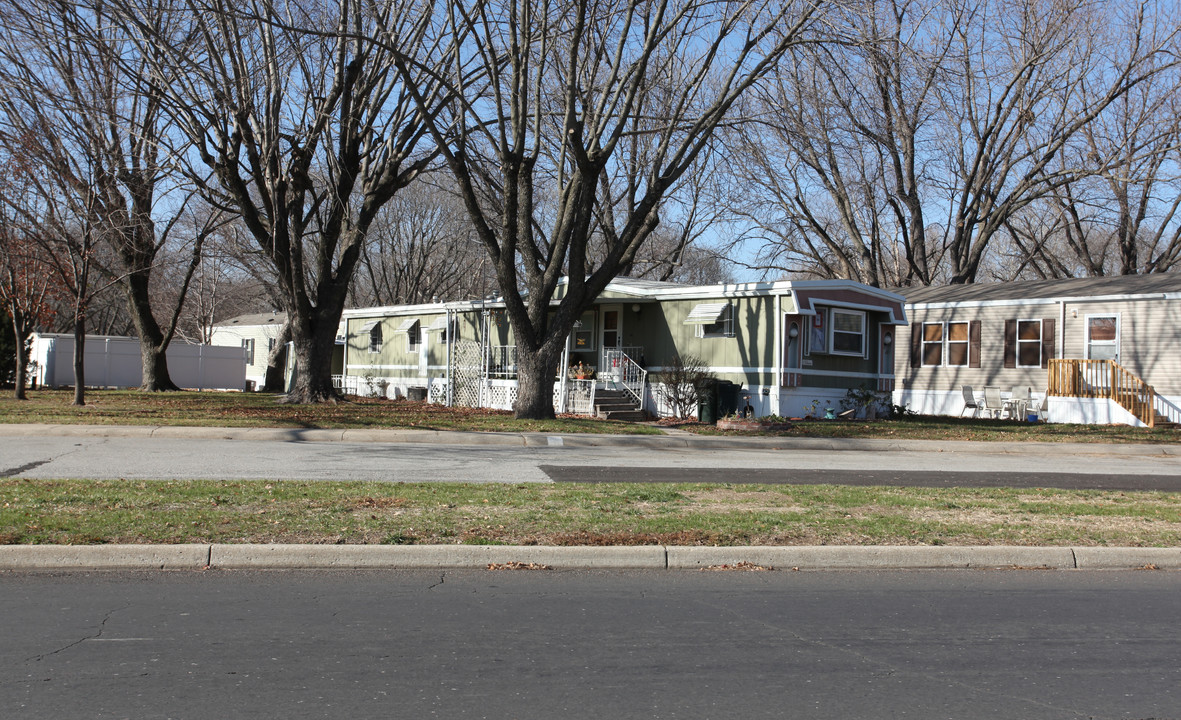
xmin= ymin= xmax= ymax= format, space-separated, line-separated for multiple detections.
xmin=1 ymin=544 xmax=1177 ymax=571
xmin=3 ymin=422 xmax=1180 ymax=456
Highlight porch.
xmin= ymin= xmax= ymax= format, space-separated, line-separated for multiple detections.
xmin=1047 ymin=359 xmax=1179 ymax=428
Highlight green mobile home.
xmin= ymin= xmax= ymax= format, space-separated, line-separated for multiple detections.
xmin=340 ymin=277 xmax=907 ymax=419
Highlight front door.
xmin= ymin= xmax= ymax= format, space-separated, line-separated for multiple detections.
xmin=600 ymin=305 xmax=622 ymax=376
xmin=1086 ymin=314 xmax=1119 ymax=362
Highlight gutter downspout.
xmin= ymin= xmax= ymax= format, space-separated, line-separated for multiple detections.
xmin=1059 ymin=300 xmax=1066 ymax=360
xmin=772 ymin=293 xmax=782 ymax=416
xmin=445 ymin=308 xmax=453 ymax=407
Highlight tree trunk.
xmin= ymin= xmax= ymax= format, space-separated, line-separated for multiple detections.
xmin=262 ymin=320 xmax=292 ymax=392
xmin=72 ymin=313 xmax=85 ymax=406
xmin=513 ymin=343 xmax=561 ymax=420
xmin=126 ymin=274 xmax=180 ymax=392
xmin=10 ymin=313 xmax=26 ymax=400
xmin=283 ymin=312 xmax=340 ymax=403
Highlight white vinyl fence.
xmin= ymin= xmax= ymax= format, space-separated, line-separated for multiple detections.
xmin=30 ymin=333 xmax=247 ymax=391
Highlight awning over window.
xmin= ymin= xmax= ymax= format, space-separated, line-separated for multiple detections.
xmin=684 ymin=302 xmax=730 ymax=325
xmin=428 ymin=316 xmax=449 ymax=331
xmin=357 ymin=320 xmax=379 ymax=334
xmin=395 ymin=318 xmax=419 ymax=333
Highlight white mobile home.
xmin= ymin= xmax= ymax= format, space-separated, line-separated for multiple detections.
xmin=895 ymin=274 xmax=1181 ymax=426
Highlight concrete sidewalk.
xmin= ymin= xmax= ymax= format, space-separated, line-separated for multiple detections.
xmin=3 ymin=421 xmax=1180 ymax=456
xmin=1 ymin=543 xmax=1179 ymax=571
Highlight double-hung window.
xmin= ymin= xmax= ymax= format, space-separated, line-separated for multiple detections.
xmin=1002 ymin=317 xmax=1054 ymax=369
xmin=242 ymin=338 xmax=255 ymax=365
xmin=1016 ymin=319 xmax=1043 ymax=367
xmin=829 ymin=309 xmax=866 ymax=356
xmin=920 ymin=322 xmax=969 ymax=367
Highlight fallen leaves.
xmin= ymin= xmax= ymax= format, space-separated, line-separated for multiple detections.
xmin=702 ymin=561 xmax=774 ymax=571
xmin=486 ymin=561 xmax=551 ymax=571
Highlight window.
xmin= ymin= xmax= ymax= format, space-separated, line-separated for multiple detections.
xmin=429 ymin=315 xmax=457 ymax=343
xmin=1003 ymin=318 xmax=1054 ymax=369
xmin=920 ymin=322 xmax=969 ymax=367
xmin=945 ymin=322 xmax=969 ymax=366
xmin=267 ymin=337 xmax=276 ymax=354
xmin=685 ymin=302 xmax=734 ymax=338
xmin=920 ymin=323 xmax=943 ymax=366
xmin=242 ymin=338 xmax=255 ymax=365
xmin=573 ymin=312 xmax=596 ymax=350
xmin=1016 ymin=319 xmax=1042 ymax=367
xmin=913 ymin=320 xmax=980 ymax=368
xmin=829 ymin=309 xmax=866 ymax=356
xmin=393 ymin=318 xmax=420 ymax=352
xmin=1086 ymin=315 xmax=1118 ymax=361
xmin=368 ymin=324 xmax=382 ymax=354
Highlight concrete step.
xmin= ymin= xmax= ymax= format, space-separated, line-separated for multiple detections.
xmin=599 ymin=409 xmax=647 ymax=421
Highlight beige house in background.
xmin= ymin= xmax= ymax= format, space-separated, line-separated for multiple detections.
xmin=209 ymin=312 xmax=289 ymax=390
xmin=895 ymin=274 xmax=1181 ymax=426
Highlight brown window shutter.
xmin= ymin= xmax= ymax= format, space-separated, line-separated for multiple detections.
xmin=910 ymin=324 xmax=922 ymax=368
xmin=969 ymin=321 xmax=981 ymax=368
xmin=1042 ymin=318 xmax=1056 ymax=368
xmin=1003 ymin=319 xmax=1016 ymax=368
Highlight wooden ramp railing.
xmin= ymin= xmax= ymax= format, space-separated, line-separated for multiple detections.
xmin=1048 ymin=359 xmax=1156 ymax=427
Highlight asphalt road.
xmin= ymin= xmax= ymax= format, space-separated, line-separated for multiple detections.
xmin=2 ymin=568 xmax=1178 ymax=719
xmin=2 ymin=433 xmax=1180 ymax=489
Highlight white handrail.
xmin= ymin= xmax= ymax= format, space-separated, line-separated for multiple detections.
xmin=604 ymin=348 xmax=647 ymax=411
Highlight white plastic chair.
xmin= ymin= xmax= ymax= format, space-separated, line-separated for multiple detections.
xmin=960 ymin=386 xmax=981 ymax=417
xmin=1009 ymin=386 xmax=1031 ymax=420
xmin=1026 ymin=391 xmax=1047 ymax=422
xmin=982 ymin=387 xmax=1005 ymax=419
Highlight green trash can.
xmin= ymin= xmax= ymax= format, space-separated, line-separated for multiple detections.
xmin=696 ymin=379 xmax=718 ymax=424
xmin=716 ymin=380 xmax=740 ymax=418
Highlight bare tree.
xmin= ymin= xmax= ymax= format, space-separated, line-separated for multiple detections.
xmin=726 ymin=0 xmax=955 ymax=287
xmin=351 ymin=178 xmax=495 ymax=306
xmin=0 ymin=0 xmax=211 ymax=391
xmin=0 ymin=160 xmax=60 ymax=398
xmin=727 ymin=0 xmax=1179 ymax=287
xmin=936 ymin=0 xmax=1178 ymax=284
xmin=109 ymin=0 xmax=443 ymax=402
xmin=1031 ymin=66 xmax=1181 ymax=277
xmin=399 ymin=0 xmax=826 ymax=418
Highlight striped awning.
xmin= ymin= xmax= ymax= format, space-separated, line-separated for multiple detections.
xmin=683 ymin=302 xmax=730 ymax=325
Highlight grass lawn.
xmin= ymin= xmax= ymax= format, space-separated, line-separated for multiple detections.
xmin=3 ymin=389 xmax=1179 ymax=548
xmin=2 ymin=388 xmax=1180 ymax=443
xmin=3 ymin=479 xmax=1180 ymax=547
xmin=0 ymin=389 xmax=661 ymax=434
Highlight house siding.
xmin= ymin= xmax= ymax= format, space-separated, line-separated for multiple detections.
xmin=896 ymin=280 xmax=1181 ymax=422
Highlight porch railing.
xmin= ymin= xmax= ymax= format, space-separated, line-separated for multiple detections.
xmin=486 ymin=344 xmax=517 ymax=379
xmin=1048 ymin=358 xmax=1156 ymax=427
xmin=604 ymin=348 xmax=647 ymax=411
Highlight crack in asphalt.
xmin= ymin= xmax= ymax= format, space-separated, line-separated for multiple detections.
xmin=0 ymin=459 xmax=52 ymax=477
xmin=2 ymin=439 xmax=98 ymax=478
xmin=25 ymin=607 xmax=124 ymax=663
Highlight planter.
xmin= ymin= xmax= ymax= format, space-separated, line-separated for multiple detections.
xmin=716 ymin=418 xmax=792 ymax=433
